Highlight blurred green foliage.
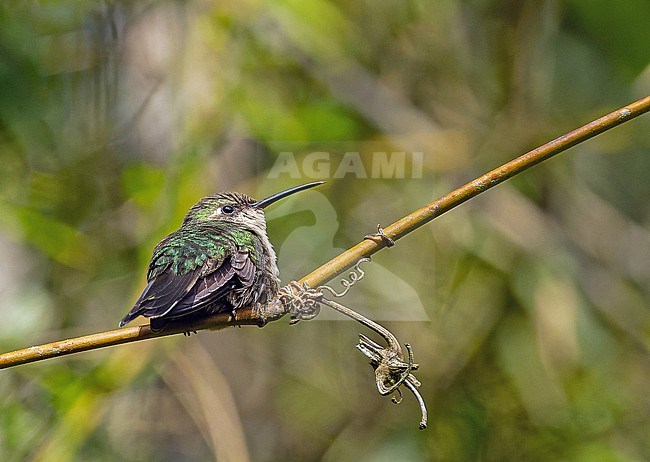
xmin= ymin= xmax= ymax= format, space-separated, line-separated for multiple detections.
xmin=0 ymin=1 xmax=649 ymax=461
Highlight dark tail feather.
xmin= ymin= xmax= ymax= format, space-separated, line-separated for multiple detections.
xmin=118 ymin=309 xmax=140 ymax=327
xmin=120 ymin=279 xmax=157 ymax=327
xmin=119 ymin=309 xmax=167 ymax=332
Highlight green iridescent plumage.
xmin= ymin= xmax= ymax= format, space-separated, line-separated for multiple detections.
xmin=149 ymin=225 xmax=261 ymax=278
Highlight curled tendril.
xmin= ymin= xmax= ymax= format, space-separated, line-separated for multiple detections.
xmin=364 ymin=224 xmax=395 ymax=247
xmin=279 ymin=281 xmax=321 ymax=323
xmin=317 ymin=257 xmax=371 ymax=298
xmin=275 ymin=256 xmax=427 ymax=430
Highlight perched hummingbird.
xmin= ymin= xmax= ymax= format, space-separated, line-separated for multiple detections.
xmin=119 ymin=181 xmax=324 ymax=331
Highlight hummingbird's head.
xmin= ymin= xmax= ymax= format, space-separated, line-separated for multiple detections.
xmin=182 ymin=181 xmax=324 ymax=233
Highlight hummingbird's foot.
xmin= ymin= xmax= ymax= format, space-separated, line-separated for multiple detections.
xmin=230 ymin=309 xmax=243 ymax=328
xmin=364 ymin=224 xmax=395 ymax=247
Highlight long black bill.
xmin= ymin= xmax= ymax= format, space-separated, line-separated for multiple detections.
xmin=253 ymin=181 xmax=325 ymax=209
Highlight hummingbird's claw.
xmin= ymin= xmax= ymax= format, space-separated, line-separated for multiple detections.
xmin=364 ymin=224 xmax=395 ymax=247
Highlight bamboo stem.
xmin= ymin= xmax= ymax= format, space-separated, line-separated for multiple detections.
xmin=1 ymin=95 xmax=649 ymax=369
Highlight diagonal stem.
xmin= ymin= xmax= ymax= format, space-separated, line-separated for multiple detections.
xmin=0 ymin=95 xmax=649 ymax=369
xmin=299 ymin=95 xmax=650 ymax=287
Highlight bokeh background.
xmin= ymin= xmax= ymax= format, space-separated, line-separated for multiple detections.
xmin=1 ymin=1 xmax=649 ymax=461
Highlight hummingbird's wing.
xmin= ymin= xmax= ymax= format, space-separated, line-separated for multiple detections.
xmin=119 ymin=246 xmax=257 ymax=327
xmin=158 ymin=247 xmax=257 ymax=317
xmin=117 ymin=270 xmax=201 ymax=327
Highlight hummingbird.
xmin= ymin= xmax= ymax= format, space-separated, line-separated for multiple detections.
xmin=119 ymin=181 xmax=324 ymax=331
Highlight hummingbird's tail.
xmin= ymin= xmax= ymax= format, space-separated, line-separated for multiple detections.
xmin=119 ymin=307 xmax=168 ymax=331
xmin=118 ymin=311 xmax=139 ymax=327
xmin=119 ymin=279 xmax=156 ymax=327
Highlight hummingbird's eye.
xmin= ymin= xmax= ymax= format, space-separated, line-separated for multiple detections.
xmin=221 ymin=205 xmax=235 ymax=215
